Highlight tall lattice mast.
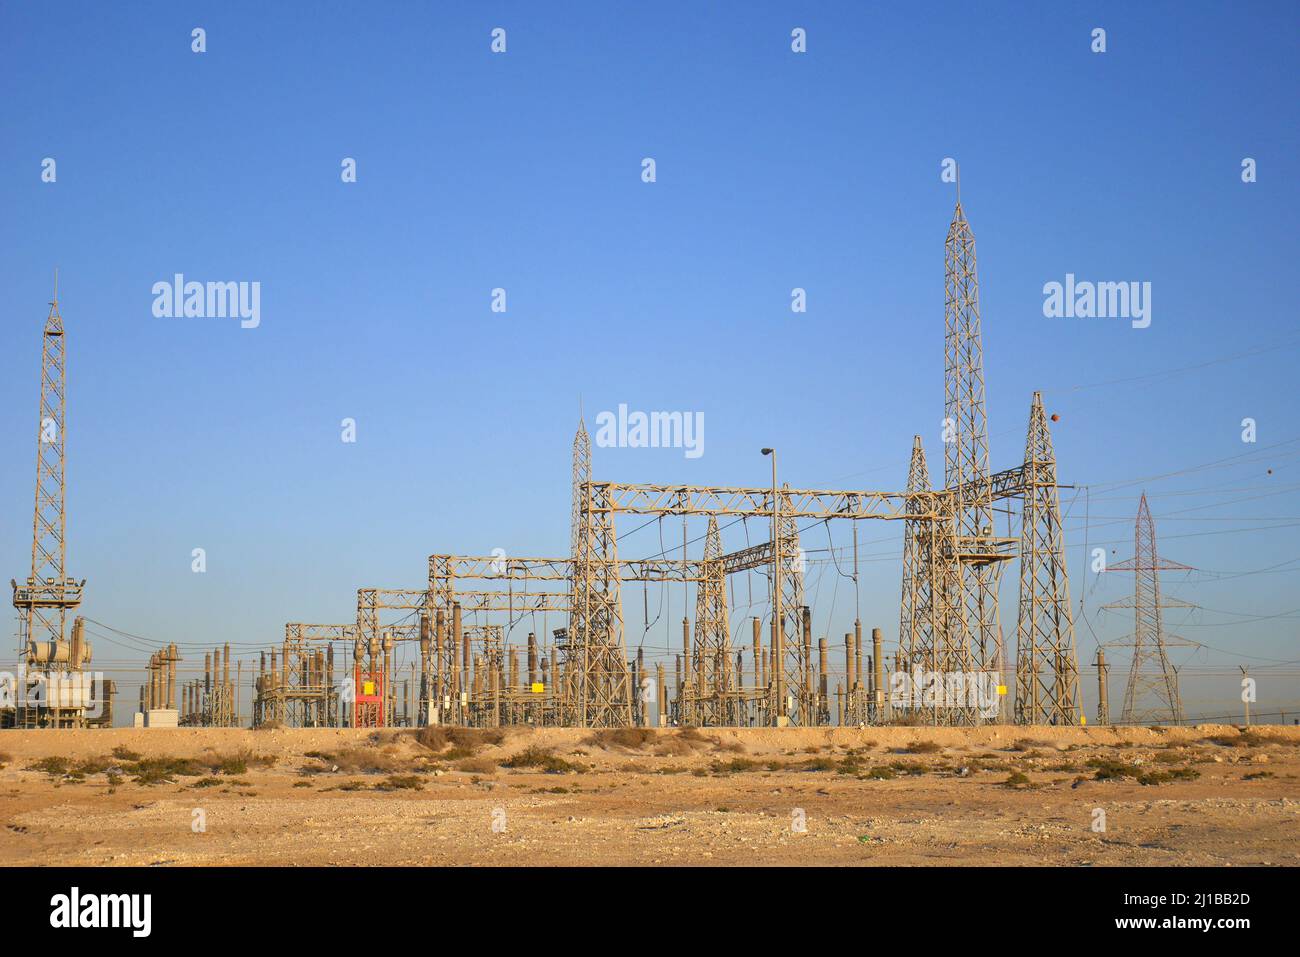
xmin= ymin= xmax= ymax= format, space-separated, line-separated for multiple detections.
xmin=565 ymin=420 xmax=591 ymax=724
xmin=570 ymin=419 xmax=589 ymax=566
xmin=1014 ymin=392 xmax=1080 ymax=724
xmin=12 ymin=276 xmax=85 ymax=726
xmin=1106 ymin=493 xmax=1191 ymax=724
xmin=940 ymin=197 xmax=1011 ymax=721
xmin=569 ymin=420 xmax=632 ymax=726
xmin=899 ymin=435 xmax=933 ymax=669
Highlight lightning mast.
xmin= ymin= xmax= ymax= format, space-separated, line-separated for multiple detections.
xmin=10 ymin=275 xmax=88 ymax=728
xmin=941 ymin=196 xmax=1015 ymax=719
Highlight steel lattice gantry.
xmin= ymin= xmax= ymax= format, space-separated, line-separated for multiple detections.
xmin=250 ymin=623 xmax=350 ymax=728
xmin=289 ymin=199 xmax=1083 ymax=730
xmin=574 ymin=472 xmax=934 ymax=727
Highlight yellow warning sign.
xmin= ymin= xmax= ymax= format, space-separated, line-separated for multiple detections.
xmin=531 ymin=683 xmax=545 ymax=694
xmin=996 ymin=685 xmax=1007 ymax=696
xmin=363 ymin=681 xmax=375 ymax=696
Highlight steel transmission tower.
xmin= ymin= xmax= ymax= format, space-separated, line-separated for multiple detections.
xmin=1014 ymin=392 xmax=1081 ymax=724
xmin=941 ymin=199 xmax=1013 ymax=717
xmin=11 ymin=277 xmax=86 ymax=727
xmin=687 ymin=516 xmax=733 ymax=725
xmin=1106 ymin=493 xmax=1191 ymax=725
xmin=569 ymin=420 xmax=633 ymax=726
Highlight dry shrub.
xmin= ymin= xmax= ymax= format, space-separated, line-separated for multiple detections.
xmin=899 ymin=740 xmax=942 ymax=755
xmin=709 ymin=757 xmax=760 ymax=773
xmin=410 ymin=727 xmax=450 ymax=751
xmin=652 ymin=727 xmax=712 ymax=757
xmin=329 ymin=748 xmax=407 ymax=774
xmin=409 ymin=727 xmax=505 ymax=754
xmin=377 ymin=775 xmax=424 ymax=791
xmin=124 ymin=756 xmax=207 ymax=785
xmin=26 ymin=756 xmax=71 ymax=776
xmin=710 ymin=736 xmax=745 ymax=754
xmin=502 ymin=746 xmax=583 ymax=773
xmin=582 ymin=728 xmax=656 ymax=751
xmin=455 ymin=757 xmax=498 ymax=774
xmin=1009 ymin=738 xmax=1051 ymax=752
xmin=797 ymin=757 xmax=838 ymax=772
xmin=1205 ymin=729 xmax=1287 ymax=748
xmin=206 ymin=749 xmax=276 ymax=775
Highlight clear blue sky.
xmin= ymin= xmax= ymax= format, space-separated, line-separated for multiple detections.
xmin=1 ymin=2 xmax=1296 ymax=722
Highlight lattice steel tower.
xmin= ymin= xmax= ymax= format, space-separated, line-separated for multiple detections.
xmin=11 ymin=276 xmax=86 ymax=727
xmin=1107 ymin=493 xmax=1190 ymax=724
xmin=1014 ymin=392 xmax=1081 ymax=724
xmin=941 ymin=198 xmax=1011 ymax=711
xmin=569 ymin=420 xmax=632 ymax=726
xmin=687 ymin=516 xmax=733 ymax=725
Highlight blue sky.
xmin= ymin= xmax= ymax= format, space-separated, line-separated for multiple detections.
xmin=1 ymin=2 xmax=1296 ymax=722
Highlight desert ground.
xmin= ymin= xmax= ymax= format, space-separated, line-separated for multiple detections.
xmin=0 ymin=724 xmax=1296 ymax=866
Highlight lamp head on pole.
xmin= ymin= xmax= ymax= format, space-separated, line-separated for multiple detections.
xmin=761 ymin=448 xmax=774 ymax=456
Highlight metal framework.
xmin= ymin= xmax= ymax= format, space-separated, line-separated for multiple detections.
xmin=1106 ymin=493 xmax=1191 ymax=724
xmin=249 ymin=634 xmax=336 ymax=728
xmin=681 ymin=518 xmax=735 ymax=725
xmin=940 ymin=200 xmax=1014 ymax=720
xmin=892 ymin=201 xmax=1081 ymax=726
xmin=8 ymin=278 xmax=90 ymax=728
xmin=1014 ymin=393 xmax=1081 ymax=724
xmin=277 ymin=198 xmax=1082 ymax=730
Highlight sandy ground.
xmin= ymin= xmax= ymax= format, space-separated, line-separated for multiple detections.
xmin=0 ymin=724 xmax=1296 ymax=866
